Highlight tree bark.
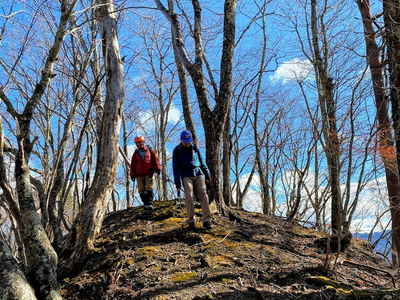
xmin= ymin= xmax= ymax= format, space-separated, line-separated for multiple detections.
xmin=122 ymin=114 xmax=131 ymax=208
xmin=253 ymin=2 xmax=270 ymax=215
xmin=0 ymin=240 xmax=37 ymax=300
xmin=359 ymin=0 xmax=400 ymax=267
xmin=0 ymin=116 xmax=20 ymax=224
xmin=310 ymin=0 xmax=343 ymax=235
xmin=222 ymin=108 xmax=232 ymax=207
xmin=166 ymin=0 xmax=199 ymax=145
xmin=64 ymin=0 xmax=124 ymax=273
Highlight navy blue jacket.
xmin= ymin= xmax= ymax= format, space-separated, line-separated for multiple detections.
xmin=172 ymin=143 xmax=209 ymax=188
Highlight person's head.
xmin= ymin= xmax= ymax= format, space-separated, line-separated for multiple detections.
xmin=134 ymin=136 xmax=145 ymax=149
xmin=180 ymin=130 xmax=193 ymax=147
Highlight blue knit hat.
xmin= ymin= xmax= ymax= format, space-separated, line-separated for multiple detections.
xmin=180 ymin=130 xmax=193 ymax=143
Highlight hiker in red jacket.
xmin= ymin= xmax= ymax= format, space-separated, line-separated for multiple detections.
xmin=130 ymin=136 xmax=161 ymax=209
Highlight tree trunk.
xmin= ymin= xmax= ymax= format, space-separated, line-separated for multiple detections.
xmin=255 ymin=135 xmax=269 ymax=214
xmin=310 ymin=0 xmax=342 ymax=235
xmin=160 ymin=130 xmax=168 ymax=201
xmin=0 ymin=240 xmax=37 ymax=300
xmin=222 ymin=108 xmax=232 ymax=207
xmin=48 ymin=160 xmax=65 ymax=247
xmin=0 ymin=1 xmax=77 ymax=298
xmin=174 ymin=46 xmax=198 ymax=144
xmin=15 ymin=134 xmax=61 ymax=299
xmin=359 ymin=0 xmax=400 ymax=266
xmin=156 ymin=0 xmax=237 ymax=213
xmin=122 ymin=114 xmax=131 ymax=208
xmin=0 ymin=117 xmax=20 ymax=225
xmin=252 ymin=1 xmax=270 ymax=215
xmin=167 ymin=1 xmax=198 ymax=145
xmin=65 ymin=0 xmax=124 ymax=273
xmin=204 ymin=121 xmax=226 ymax=212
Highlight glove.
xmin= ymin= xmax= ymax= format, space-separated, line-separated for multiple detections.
xmin=177 ymin=190 xmax=181 ymax=198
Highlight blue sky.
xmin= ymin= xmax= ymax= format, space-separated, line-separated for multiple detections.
xmin=0 ymin=0 xmax=392 ymax=236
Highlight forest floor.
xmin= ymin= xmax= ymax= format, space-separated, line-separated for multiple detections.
xmin=60 ymin=200 xmax=400 ymax=299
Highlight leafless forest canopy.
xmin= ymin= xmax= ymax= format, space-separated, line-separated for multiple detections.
xmin=0 ymin=0 xmax=400 ymax=298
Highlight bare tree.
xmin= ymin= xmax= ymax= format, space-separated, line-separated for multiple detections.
xmin=138 ymin=21 xmax=180 ymax=201
xmin=167 ymin=0 xmax=198 ymax=145
xmin=0 ymin=1 xmax=78 ymax=297
xmin=358 ymin=0 xmax=400 ymax=266
xmin=0 ymin=239 xmax=37 ymax=300
xmin=309 ymin=0 xmax=343 ymax=236
xmin=230 ymin=86 xmax=256 ymax=209
xmin=64 ymin=0 xmax=125 ymax=273
xmin=154 ymin=0 xmax=237 ymax=213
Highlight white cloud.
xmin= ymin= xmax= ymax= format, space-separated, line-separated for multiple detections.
xmin=243 ymin=189 xmax=262 ymax=213
xmin=138 ymin=111 xmax=156 ymax=131
xmin=270 ymin=58 xmax=314 ymax=83
xmin=235 ymin=170 xmax=391 ymax=233
xmin=167 ymin=105 xmax=181 ymax=124
xmin=232 ymin=173 xmax=262 ymax=213
xmin=136 ymin=105 xmax=182 ymax=131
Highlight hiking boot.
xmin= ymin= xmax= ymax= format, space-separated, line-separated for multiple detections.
xmin=142 ymin=191 xmax=153 ymax=210
xmin=203 ymin=221 xmax=212 ymax=230
xmin=144 ymin=203 xmax=153 ymax=211
xmin=139 ymin=192 xmax=146 ymax=206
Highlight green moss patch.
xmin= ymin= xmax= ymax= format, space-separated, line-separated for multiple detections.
xmin=170 ymin=271 xmax=197 ymax=282
xmin=136 ymin=246 xmax=162 ymax=256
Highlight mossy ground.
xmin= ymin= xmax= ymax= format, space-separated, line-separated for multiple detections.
xmin=60 ymin=201 xmax=399 ymax=299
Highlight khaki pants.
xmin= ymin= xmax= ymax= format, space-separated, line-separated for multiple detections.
xmin=136 ymin=175 xmax=153 ymax=193
xmin=183 ymin=175 xmax=211 ymax=223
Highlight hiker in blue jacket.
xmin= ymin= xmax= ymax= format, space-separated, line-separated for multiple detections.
xmin=172 ymin=130 xmax=211 ymax=230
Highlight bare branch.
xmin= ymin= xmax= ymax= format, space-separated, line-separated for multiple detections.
xmin=0 ymin=89 xmax=18 ymax=118
xmin=23 ymin=0 xmax=78 ymax=122
xmin=153 ymin=0 xmax=193 ymax=69
xmin=0 ymin=10 xmax=25 ymax=19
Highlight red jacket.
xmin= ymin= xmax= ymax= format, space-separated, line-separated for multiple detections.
xmin=130 ymin=146 xmax=161 ymax=178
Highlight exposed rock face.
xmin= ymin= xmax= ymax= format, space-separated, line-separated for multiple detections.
xmin=60 ymin=201 xmax=399 ymax=299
